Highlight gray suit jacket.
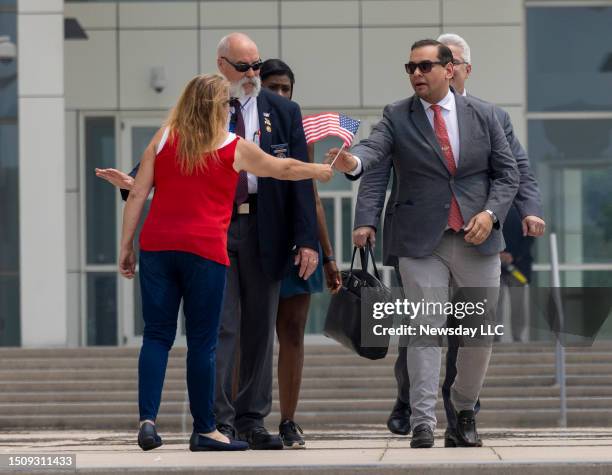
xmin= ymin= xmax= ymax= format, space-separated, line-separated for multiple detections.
xmin=351 ymin=91 xmax=519 ymax=259
xmin=355 ymin=94 xmax=541 ymax=266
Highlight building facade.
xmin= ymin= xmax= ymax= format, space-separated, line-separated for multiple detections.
xmin=1 ymin=0 xmax=611 ymax=347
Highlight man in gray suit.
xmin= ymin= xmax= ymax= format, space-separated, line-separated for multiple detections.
xmin=355 ymin=34 xmax=546 ymax=446
xmin=330 ymin=39 xmax=519 ymax=448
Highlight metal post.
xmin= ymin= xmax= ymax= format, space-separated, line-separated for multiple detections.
xmin=549 ymin=232 xmax=567 ymax=428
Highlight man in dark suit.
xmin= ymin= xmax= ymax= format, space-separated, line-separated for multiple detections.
xmin=331 ymin=39 xmax=519 ymax=448
xmin=499 ymin=204 xmax=535 ymax=341
xmin=212 ymin=33 xmax=317 ymax=450
xmin=352 ymin=34 xmax=545 ymax=446
xmin=96 ymin=33 xmax=318 ymax=450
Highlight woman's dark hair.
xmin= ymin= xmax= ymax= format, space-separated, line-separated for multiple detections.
xmin=260 ymin=58 xmax=295 ymax=85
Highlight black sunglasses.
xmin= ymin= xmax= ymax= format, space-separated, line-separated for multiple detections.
xmin=404 ymin=61 xmax=446 ymax=75
xmin=222 ymin=56 xmax=263 ymax=73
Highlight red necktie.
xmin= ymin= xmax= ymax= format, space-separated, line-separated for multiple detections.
xmin=430 ymin=104 xmax=464 ymax=232
xmin=230 ymin=98 xmax=249 ymax=205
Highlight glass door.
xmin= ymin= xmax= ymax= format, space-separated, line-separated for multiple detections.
xmin=119 ymin=118 xmax=187 ymax=346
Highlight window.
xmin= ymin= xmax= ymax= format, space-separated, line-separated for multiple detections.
xmin=527 ymin=7 xmax=612 ymax=112
xmin=0 ymin=8 xmax=18 ymax=346
xmin=84 ymin=117 xmax=118 ymax=345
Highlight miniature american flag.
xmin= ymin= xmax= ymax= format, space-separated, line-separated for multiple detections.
xmin=302 ymin=112 xmax=361 ymax=147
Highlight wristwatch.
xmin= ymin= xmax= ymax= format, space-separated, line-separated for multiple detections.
xmin=484 ymin=209 xmax=498 ymax=224
xmin=323 ymin=255 xmax=335 ymax=264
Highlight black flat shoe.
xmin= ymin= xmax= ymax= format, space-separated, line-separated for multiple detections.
xmin=238 ymin=426 xmax=283 ymax=450
xmin=454 ymin=410 xmax=482 ymax=447
xmin=410 ymin=423 xmax=434 ymax=448
xmin=386 ymin=398 xmax=411 ymax=436
xmin=189 ymin=432 xmax=249 ymax=452
xmin=138 ymin=421 xmax=163 ymax=451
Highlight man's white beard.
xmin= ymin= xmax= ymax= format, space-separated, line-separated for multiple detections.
xmin=230 ymin=76 xmax=261 ymax=99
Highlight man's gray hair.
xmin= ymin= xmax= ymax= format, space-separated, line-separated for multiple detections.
xmin=437 ymin=33 xmax=471 ymax=64
xmin=217 ymin=32 xmax=255 ymax=57
xmin=217 ymin=34 xmax=232 ymax=57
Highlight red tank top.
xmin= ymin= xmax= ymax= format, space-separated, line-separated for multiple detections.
xmin=139 ymin=132 xmax=240 ymax=266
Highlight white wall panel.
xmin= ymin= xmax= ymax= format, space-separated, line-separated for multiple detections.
xmin=443 ymin=0 xmax=522 ymax=25
xmin=18 ymin=14 xmax=64 ymax=96
xmin=282 ymin=28 xmax=360 ymax=108
xmin=66 ymin=272 xmax=81 ymax=347
xmin=448 ymin=26 xmax=524 ymax=105
xmin=119 ymin=2 xmax=197 ymax=29
xmin=19 ymin=97 xmax=67 ymax=347
xmin=363 ymin=27 xmax=440 ymax=107
xmin=66 ymin=191 xmax=79 ymax=273
xmin=281 ymin=1 xmax=359 ymax=27
xmin=200 ymin=1 xmax=278 ymax=28
xmin=18 ymin=0 xmax=62 ymax=13
xmin=119 ymin=30 xmax=198 ymax=109
xmin=362 ymin=1 xmax=439 ymax=26
xmin=65 ymin=30 xmax=117 ymax=109
xmin=64 ymin=3 xmax=116 ymax=29
xmin=65 ymin=110 xmax=78 ymax=190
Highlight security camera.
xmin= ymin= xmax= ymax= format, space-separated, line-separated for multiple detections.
xmin=150 ymin=66 xmax=167 ymax=94
xmin=0 ymin=36 xmax=16 ymax=64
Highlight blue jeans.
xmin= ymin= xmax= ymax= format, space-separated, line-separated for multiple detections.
xmin=138 ymin=250 xmax=226 ymax=434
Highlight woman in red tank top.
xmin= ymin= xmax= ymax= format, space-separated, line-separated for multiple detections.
xmin=118 ymin=74 xmax=331 ymax=452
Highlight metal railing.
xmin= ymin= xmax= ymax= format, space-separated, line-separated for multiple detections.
xmin=549 ymin=232 xmax=567 ymax=428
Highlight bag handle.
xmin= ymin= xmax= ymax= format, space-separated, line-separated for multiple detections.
xmin=349 ymin=246 xmax=359 ymax=275
xmin=357 ymin=240 xmax=382 ymax=281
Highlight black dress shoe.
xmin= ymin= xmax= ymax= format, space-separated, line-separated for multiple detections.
xmin=454 ymin=410 xmax=482 ymax=447
xmin=189 ymin=432 xmax=249 ymax=452
xmin=444 ymin=427 xmax=483 ymax=447
xmin=137 ymin=421 xmax=163 ymax=451
xmin=386 ymin=398 xmax=411 ymax=436
xmin=216 ymin=423 xmax=236 ymax=439
xmin=238 ymin=426 xmax=283 ymax=450
xmin=410 ymin=423 xmax=434 ymax=448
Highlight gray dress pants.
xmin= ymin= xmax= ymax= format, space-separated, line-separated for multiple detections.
xmin=398 ymin=231 xmax=500 ymax=431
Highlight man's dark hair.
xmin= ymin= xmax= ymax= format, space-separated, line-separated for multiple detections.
xmin=260 ymin=58 xmax=295 ymax=85
xmin=411 ymin=39 xmax=453 ymax=65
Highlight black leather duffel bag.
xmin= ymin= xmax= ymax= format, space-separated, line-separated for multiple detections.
xmin=323 ymin=243 xmax=392 ymax=360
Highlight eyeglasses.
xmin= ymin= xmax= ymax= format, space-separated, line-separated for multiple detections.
xmin=452 ymin=60 xmax=469 ymax=66
xmin=221 ymin=56 xmax=263 ymax=73
xmin=404 ymin=61 xmax=446 ymax=75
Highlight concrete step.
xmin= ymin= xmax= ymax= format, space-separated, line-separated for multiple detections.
xmin=3 ymin=352 xmax=612 ymax=369
xmin=0 ymin=398 xmax=612 ymax=423
xmin=0 ymin=374 xmax=600 ymax=391
xmin=3 ymin=385 xmax=612 ymax=404
xmin=1 ymin=342 xmax=610 ymax=359
xmin=3 ymin=363 xmax=612 ymax=381
xmin=1 ymin=408 xmax=611 ymax=430
xmin=3 ymin=397 xmax=612 ymax=418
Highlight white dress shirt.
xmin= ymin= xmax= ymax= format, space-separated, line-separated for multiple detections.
xmin=349 ymin=88 xmax=461 ymax=175
xmin=419 ymin=88 xmax=460 ymax=166
xmin=230 ymin=96 xmax=260 ymax=193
